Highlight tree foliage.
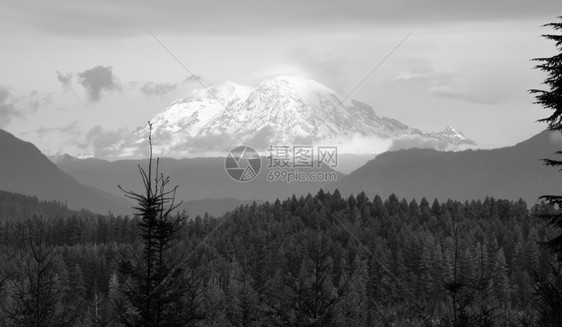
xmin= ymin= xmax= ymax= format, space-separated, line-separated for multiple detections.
xmin=117 ymin=123 xmax=203 ymax=326
xmin=531 ymin=16 xmax=562 ymax=257
xmin=530 ymin=16 xmax=562 ymax=327
xmin=2 ymin=218 xmax=76 ymax=327
xmin=0 ymin=191 xmax=558 ymax=326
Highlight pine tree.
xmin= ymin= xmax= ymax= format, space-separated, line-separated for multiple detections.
xmin=68 ymin=264 xmax=86 ymax=301
xmin=225 ymin=257 xmax=262 ymax=326
xmin=117 ymin=123 xmax=203 ymax=326
xmin=4 ymin=218 xmax=75 ymax=327
xmin=266 ymin=231 xmax=354 ymax=326
xmin=531 ymin=17 xmax=562 ymax=257
xmin=530 ymin=16 xmax=562 ymax=326
xmin=336 ymin=254 xmax=367 ymax=326
xmin=105 ymin=271 xmax=134 ymax=326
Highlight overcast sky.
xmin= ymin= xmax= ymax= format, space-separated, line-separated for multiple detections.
xmin=1 ymin=0 xmax=561 ymax=157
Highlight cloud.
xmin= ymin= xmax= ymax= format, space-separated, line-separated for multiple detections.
xmin=182 ymin=134 xmax=234 ymax=153
xmin=0 ymin=87 xmax=56 ymax=128
xmin=140 ymin=81 xmax=178 ymax=96
xmin=21 ymin=90 xmax=55 ymax=113
xmin=132 ymin=76 xmax=200 ymax=97
xmin=77 ymin=65 xmax=120 ymax=101
xmin=389 ymin=135 xmax=451 ymax=152
xmin=78 ymin=125 xmax=128 ymax=157
xmin=430 ymin=86 xmax=505 ymax=105
xmin=392 ymin=59 xmax=453 ymax=86
xmin=56 ymin=71 xmax=73 ymax=89
xmin=285 ymin=47 xmax=349 ymax=93
xmin=0 ymin=87 xmax=19 ymax=128
xmin=392 ymin=58 xmax=509 ymax=105
xmin=185 ymin=75 xmax=202 ymax=83
xmin=318 ymin=134 xmax=393 ymax=155
xmin=245 ymin=125 xmax=278 ymax=151
xmin=2 ymin=0 xmax=560 ymax=39
xmin=36 ymin=120 xmax=81 ymax=137
xmin=254 ymin=63 xmax=313 ymax=80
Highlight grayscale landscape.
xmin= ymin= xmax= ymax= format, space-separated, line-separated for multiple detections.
xmin=1 ymin=1 xmax=562 ymax=326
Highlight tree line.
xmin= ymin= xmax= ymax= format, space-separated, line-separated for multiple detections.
xmin=0 ymin=188 xmax=558 ymax=326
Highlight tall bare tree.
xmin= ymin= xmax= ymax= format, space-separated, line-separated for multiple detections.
xmin=117 ymin=122 xmax=203 ymax=326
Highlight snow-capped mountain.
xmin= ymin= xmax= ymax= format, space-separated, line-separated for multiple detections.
xmin=107 ymin=76 xmax=476 ymax=158
xmin=428 ymin=126 xmax=475 ymax=146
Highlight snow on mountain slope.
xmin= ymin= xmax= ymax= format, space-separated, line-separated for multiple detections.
xmin=429 ymin=126 xmax=475 ymax=145
xmin=106 ymin=75 xmax=476 ymax=158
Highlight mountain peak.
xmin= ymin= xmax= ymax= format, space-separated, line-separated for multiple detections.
xmin=105 ymin=76 xmax=477 ymax=158
xmin=443 ymin=125 xmax=462 ymax=136
xmin=425 ymin=126 xmax=476 ymax=146
xmin=260 ymin=75 xmax=332 ymax=90
xmin=253 ymin=75 xmax=338 ymax=106
xmin=183 ymin=80 xmax=252 ymax=105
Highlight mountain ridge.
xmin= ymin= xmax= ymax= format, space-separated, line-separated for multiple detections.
xmin=48 ymin=129 xmax=562 ymax=216
xmin=330 ymin=129 xmax=562 ymax=204
xmin=54 ymin=156 xmax=343 ymax=205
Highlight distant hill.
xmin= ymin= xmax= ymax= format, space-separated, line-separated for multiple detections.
xmin=0 ymin=189 xmax=96 ymax=221
xmin=53 ymin=130 xmax=562 ymax=206
xmin=53 ymin=156 xmax=342 ymax=204
xmin=331 ymin=130 xmax=562 ymax=204
xmin=0 ymin=130 xmax=130 ymax=214
xmin=334 ymin=153 xmax=377 ymax=174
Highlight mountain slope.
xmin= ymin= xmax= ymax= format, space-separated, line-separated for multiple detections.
xmin=105 ymin=76 xmax=476 ymax=159
xmin=54 ymin=156 xmax=342 ymax=204
xmin=0 ymin=130 xmax=130 ymax=214
xmin=0 ymin=189 xmax=96 ymax=220
xmin=331 ymin=130 xmax=562 ymax=204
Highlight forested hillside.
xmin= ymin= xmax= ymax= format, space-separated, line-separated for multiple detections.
xmin=0 ymin=190 xmax=555 ymax=326
xmin=332 ymin=130 xmax=562 ymax=204
xmin=0 ymin=189 xmax=96 ymax=221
